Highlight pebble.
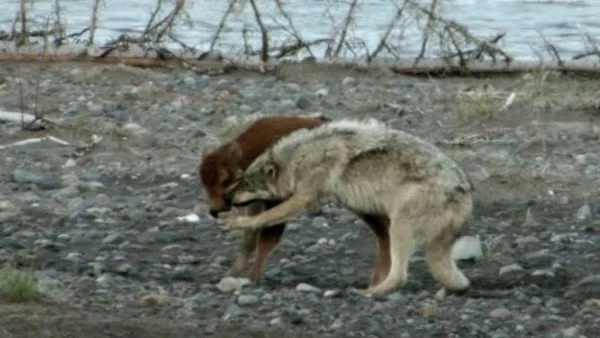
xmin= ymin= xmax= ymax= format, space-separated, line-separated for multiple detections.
xmin=237 ymin=294 xmax=259 ymax=306
xmin=499 ymin=263 xmax=525 ymax=276
xmin=514 ymin=235 xmax=540 ymax=246
xmin=13 ymin=169 xmax=62 ymax=189
xmin=172 ymin=265 xmax=194 ymax=280
xmin=102 ymin=233 xmax=123 ymax=245
xmin=561 ymin=326 xmax=579 ymax=337
xmin=217 ymin=277 xmax=251 ymax=293
xmin=576 ymin=204 xmax=591 ymax=221
xmin=342 ymin=76 xmax=357 ymax=86
xmin=0 ymin=200 xmax=14 ymax=211
xmin=96 ymin=273 xmax=113 ymax=287
xmin=284 ymin=83 xmax=301 ymax=92
xmin=296 ymin=283 xmax=322 ymax=294
xmin=564 ymin=274 xmax=600 ymax=300
xmin=66 ymin=252 xmax=84 ymax=262
xmin=488 ymin=307 xmax=512 ymax=319
xmin=296 ymin=96 xmax=312 ymax=110
xmin=177 ymin=255 xmax=198 ymax=264
xmin=222 ymin=303 xmax=246 ymax=320
xmin=523 ymin=249 xmax=556 ymax=268
xmin=316 ymin=88 xmax=329 ymax=98
xmin=116 ymin=263 xmax=133 ymax=275
xmin=269 ymin=317 xmax=283 ymax=326
xmin=139 ymin=293 xmax=171 ymax=307
xmin=324 ymin=290 xmax=341 ymax=298
xmin=451 ymin=235 xmax=483 ymax=261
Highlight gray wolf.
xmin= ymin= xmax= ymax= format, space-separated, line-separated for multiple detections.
xmin=218 ymin=118 xmax=474 ymax=296
xmin=197 ymin=115 xmax=328 ymax=284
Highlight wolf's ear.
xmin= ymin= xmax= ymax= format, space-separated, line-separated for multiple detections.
xmin=263 ymin=162 xmax=278 ymax=179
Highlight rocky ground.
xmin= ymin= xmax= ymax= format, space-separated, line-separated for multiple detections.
xmin=0 ymin=61 xmax=599 ymax=338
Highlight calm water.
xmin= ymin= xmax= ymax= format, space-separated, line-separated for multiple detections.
xmin=2 ymin=0 xmax=598 ymax=61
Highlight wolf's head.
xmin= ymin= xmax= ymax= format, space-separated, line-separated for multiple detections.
xmin=225 ymin=154 xmax=283 ymax=207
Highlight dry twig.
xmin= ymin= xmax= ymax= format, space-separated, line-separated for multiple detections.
xmin=88 ymin=0 xmax=102 ymax=46
xmin=369 ymin=0 xmax=408 ymax=62
xmin=248 ymin=0 xmax=269 ymax=63
xmin=413 ymin=0 xmax=438 ymax=66
xmin=273 ymin=0 xmax=316 ymax=58
xmin=209 ymin=0 xmax=238 ymax=52
xmin=52 ymin=0 xmax=66 ymax=44
xmin=17 ymin=0 xmax=28 ymax=46
xmin=408 ymin=0 xmax=512 ymax=66
xmin=573 ymin=34 xmax=600 ymax=62
xmin=539 ymin=32 xmax=564 ymax=68
xmin=332 ymin=0 xmax=359 ymax=58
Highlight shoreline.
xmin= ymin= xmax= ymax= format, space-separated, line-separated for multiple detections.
xmin=1 ymin=49 xmax=599 ymax=78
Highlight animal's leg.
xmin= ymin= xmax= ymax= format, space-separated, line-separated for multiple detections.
xmin=247 ymin=223 xmax=286 ymax=284
xmin=228 ymin=229 xmax=259 ymax=277
xmin=357 ymin=216 xmax=416 ymax=296
xmin=227 ymin=201 xmax=266 ymax=278
xmin=426 ymin=226 xmax=470 ymax=292
xmin=221 ymin=194 xmax=313 ymax=230
xmin=358 ymin=214 xmax=391 ymax=288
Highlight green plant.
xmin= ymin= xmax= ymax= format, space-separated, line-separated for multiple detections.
xmin=0 ymin=264 xmax=40 ymax=302
xmin=452 ymin=93 xmax=500 ymax=124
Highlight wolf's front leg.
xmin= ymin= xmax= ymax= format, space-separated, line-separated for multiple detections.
xmin=218 ymin=195 xmax=312 ymax=230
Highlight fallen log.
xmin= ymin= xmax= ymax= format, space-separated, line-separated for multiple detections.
xmin=1 ymin=51 xmax=599 ymax=78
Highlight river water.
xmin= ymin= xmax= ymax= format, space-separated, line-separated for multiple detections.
xmin=2 ymin=0 xmax=599 ymax=61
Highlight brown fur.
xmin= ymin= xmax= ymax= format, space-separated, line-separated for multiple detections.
xmin=197 ymin=115 xmax=328 ymax=283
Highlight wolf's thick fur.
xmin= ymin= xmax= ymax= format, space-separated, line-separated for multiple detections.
xmin=220 ymin=118 xmax=474 ymax=296
xmin=198 ymin=115 xmax=328 ymax=284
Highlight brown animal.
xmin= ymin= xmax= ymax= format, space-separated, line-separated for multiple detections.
xmin=197 ymin=115 xmax=328 ymax=283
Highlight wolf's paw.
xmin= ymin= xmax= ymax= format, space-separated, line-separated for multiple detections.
xmin=350 ymin=287 xmax=375 ymax=298
xmin=217 ymin=213 xmax=253 ymax=231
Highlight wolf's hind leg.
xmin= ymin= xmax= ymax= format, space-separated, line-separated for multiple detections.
xmin=426 ymin=224 xmax=470 ymax=292
xmin=358 ymin=213 xmax=391 ymax=288
xmin=357 ymin=216 xmax=415 ymax=296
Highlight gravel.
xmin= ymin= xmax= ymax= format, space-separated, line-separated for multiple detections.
xmin=0 ymin=61 xmax=599 ymax=337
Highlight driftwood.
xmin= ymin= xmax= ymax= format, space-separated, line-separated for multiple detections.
xmin=0 ymin=135 xmax=73 ymax=150
xmin=0 ymin=53 xmax=185 ymax=68
xmin=1 ymin=53 xmax=600 ymax=78
xmin=0 ymin=111 xmax=55 ymax=124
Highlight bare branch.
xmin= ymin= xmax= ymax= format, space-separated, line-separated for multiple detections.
xmin=538 ymin=32 xmax=564 ymax=68
xmin=273 ymin=0 xmax=315 ymax=58
xmin=369 ymin=0 xmax=408 ymax=63
xmin=573 ymin=33 xmax=600 ymax=62
xmin=248 ymin=0 xmax=269 ymax=63
xmin=9 ymin=11 xmax=19 ymax=41
xmin=53 ymin=0 xmax=66 ymax=44
xmin=333 ymin=0 xmax=359 ymax=58
xmin=209 ymin=0 xmax=237 ymax=52
xmin=17 ymin=0 xmax=28 ymax=46
xmin=144 ymin=0 xmax=163 ymax=36
xmin=407 ymin=0 xmax=513 ymax=66
xmin=413 ymin=0 xmax=438 ymax=66
xmin=88 ymin=0 xmax=102 ymax=46
xmin=152 ymin=0 xmax=186 ymax=43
